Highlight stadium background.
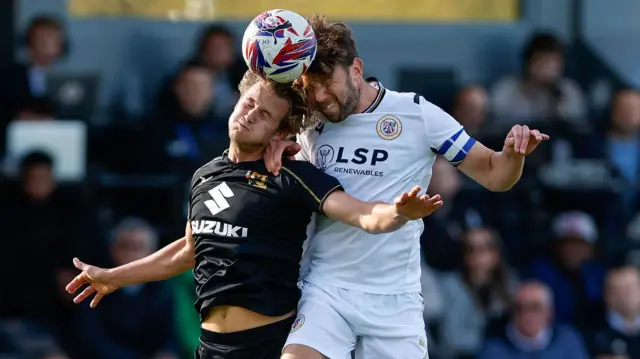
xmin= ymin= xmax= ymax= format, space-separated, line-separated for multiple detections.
xmin=1 ymin=0 xmax=640 ymax=358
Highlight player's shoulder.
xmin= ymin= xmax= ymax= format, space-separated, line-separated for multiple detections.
xmin=379 ymin=87 xmax=431 ymax=114
xmin=190 ymin=155 xmax=226 ymax=187
xmin=280 ymin=159 xmax=318 ymax=177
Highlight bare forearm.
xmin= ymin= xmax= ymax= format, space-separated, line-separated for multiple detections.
xmin=108 ymin=236 xmax=194 ymax=288
xmin=360 ymin=202 xmax=408 ymax=234
xmin=486 ymin=151 xmax=524 ymax=192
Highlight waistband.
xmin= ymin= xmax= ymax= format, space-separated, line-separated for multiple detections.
xmin=200 ymin=315 xmax=295 ymax=345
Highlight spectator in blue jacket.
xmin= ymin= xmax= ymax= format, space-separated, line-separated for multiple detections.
xmin=479 ymin=281 xmax=589 ymax=359
xmin=525 ymin=211 xmax=606 ymax=329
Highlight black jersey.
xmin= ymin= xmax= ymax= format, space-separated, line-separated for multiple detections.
xmin=188 ymin=151 xmax=343 ymax=320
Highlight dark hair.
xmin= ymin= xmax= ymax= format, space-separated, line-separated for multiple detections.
xmin=23 ymin=14 xmax=69 ymax=55
xmin=238 ymin=71 xmax=313 ymax=134
xmin=522 ymin=31 xmax=564 ymax=65
xmin=195 ymin=23 xmax=234 ymax=55
xmin=20 ymin=150 xmax=53 ymax=172
xmin=173 ymin=59 xmax=212 ymax=83
xmin=305 ymin=15 xmax=359 ymax=78
xmin=461 ymin=227 xmax=511 ymax=312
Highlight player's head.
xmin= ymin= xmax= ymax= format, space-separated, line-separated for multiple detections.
xmin=229 ymin=71 xmax=312 ymax=150
xmin=300 ymin=15 xmax=363 ymax=123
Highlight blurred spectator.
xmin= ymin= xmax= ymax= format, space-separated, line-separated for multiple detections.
xmin=590 ymin=266 xmax=640 ymax=359
xmin=0 ymin=15 xmax=67 ymax=156
xmin=423 ymin=156 xmax=491 ymax=271
xmin=0 ymin=15 xmax=66 ymax=119
xmin=144 ymin=61 xmax=229 ymax=177
xmin=451 ymin=86 xmax=488 ymax=138
xmin=437 ymin=227 xmax=518 ymax=359
xmin=157 ymin=24 xmax=246 ymax=119
xmin=490 ymin=32 xmax=586 ymax=128
xmin=583 ymin=89 xmax=640 ymax=217
xmin=0 ymin=151 xmax=89 ymax=359
xmin=72 ymin=218 xmax=179 ymax=359
xmin=478 ymin=281 xmax=589 ymax=359
xmin=0 ymin=151 xmax=87 ymax=323
xmin=525 ymin=211 xmax=606 ymax=328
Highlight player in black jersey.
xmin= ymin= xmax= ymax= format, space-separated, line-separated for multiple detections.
xmin=66 ymin=71 xmax=443 ymax=359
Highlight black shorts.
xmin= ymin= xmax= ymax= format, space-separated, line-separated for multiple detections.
xmin=195 ymin=315 xmax=295 ymax=359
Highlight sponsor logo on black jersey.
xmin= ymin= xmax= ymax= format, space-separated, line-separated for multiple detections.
xmin=191 ymin=220 xmax=248 ymax=238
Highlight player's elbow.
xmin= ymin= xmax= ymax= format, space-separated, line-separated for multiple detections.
xmin=485 ymin=180 xmax=515 ymax=192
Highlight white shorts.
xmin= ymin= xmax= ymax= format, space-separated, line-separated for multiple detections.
xmin=284 ymin=281 xmax=429 ymax=359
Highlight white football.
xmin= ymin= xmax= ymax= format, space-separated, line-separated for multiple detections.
xmin=242 ymin=9 xmax=317 ymax=83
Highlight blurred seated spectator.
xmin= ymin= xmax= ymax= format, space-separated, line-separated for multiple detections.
xmin=423 ymin=156 xmax=490 ymax=271
xmin=437 ymin=227 xmax=518 ymax=359
xmin=157 ymin=24 xmax=246 ymax=119
xmin=0 ymin=151 xmax=88 ymax=324
xmin=490 ymin=32 xmax=586 ymax=129
xmin=478 ymin=281 xmax=589 ymax=359
xmin=525 ymin=211 xmax=606 ymax=329
xmin=589 ymin=266 xmax=640 ymax=358
xmin=0 ymin=16 xmax=65 ymax=119
xmin=0 ymin=15 xmax=67 ymax=155
xmin=579 ymin=89 xmax=640 ymax=217
xmin=143 ymin=61 xmax=229 ymax=177
xmin=451 ymin=85 xmax=488 ymax=138
xmin=72 ymin=218 xmax=179 ymax=359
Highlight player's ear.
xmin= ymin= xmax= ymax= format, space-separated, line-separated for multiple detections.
xmin=351 ymin=58 xmax=364 ymax=78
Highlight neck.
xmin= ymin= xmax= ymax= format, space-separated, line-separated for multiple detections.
xmin=354 ymin=79 xmax=379 ymax=114
xmin=227 ymin=143 xmax=264 ymax=163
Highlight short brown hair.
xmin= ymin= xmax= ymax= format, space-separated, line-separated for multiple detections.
xmin=306 ymin=15 xmax=358 ymax=77
xmin=238 ymin=71 xmax=314 ymax=134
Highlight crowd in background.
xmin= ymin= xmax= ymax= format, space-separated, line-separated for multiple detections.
xmin=1 ymin=11 xmax=640 ymax=359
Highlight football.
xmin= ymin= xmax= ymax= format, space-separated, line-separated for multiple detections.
xmin=242 ymin=9 xmax=317 ymax=83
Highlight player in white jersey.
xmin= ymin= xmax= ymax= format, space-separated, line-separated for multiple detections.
xmin=269 ymin=15 xmax=550 ymax=359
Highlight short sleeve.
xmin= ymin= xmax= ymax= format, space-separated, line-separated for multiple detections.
xmin=281 ymin=161 xmax=343 ymax=214
xmin=417 ymin=95 xmax=476 ymax=166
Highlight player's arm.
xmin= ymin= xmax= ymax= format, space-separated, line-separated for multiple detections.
xmin=282 ymin=162 xmax=442 ymax=234
xmin=321 ymin=187 xmax=442 ymax=234
xmin=105 ymin=222 xmax=195 ymax=286
xmin=417 ymin=95 xmax=547 ymax=192
xmin=66 ymin=223 xmax=195 ymax=308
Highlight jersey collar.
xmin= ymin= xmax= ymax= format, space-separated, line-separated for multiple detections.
xmin=362 ymin=77 xmax=386 ymax=113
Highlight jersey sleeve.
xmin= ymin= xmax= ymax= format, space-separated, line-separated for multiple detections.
xmin=416 ymin=94 xmax=476 ymax=166
xmin=281 ymin=161 xmax=343 ymax=214
xmin=186 ymin=172 xmax=200 ymax=222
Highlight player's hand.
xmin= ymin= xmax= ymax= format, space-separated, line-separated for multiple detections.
xmin=394 ymin=186 xmax=443 ymax=220
xmin=264 ymin=139 xmax=300 ymax=176
xmin=503 ymin=124 xmax=550 ymax=157
xmin=65 ymin=258 xmax=119 ymax=308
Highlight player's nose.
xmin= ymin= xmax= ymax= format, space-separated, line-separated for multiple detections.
xmin=313 ymin=87 xmax=329 ymax=104
xmin=244 ymin=110 xmax=257 ymax=123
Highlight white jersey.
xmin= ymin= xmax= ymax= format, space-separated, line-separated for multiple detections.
xmin=296 ymin=80 xmax=476 ymax=294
